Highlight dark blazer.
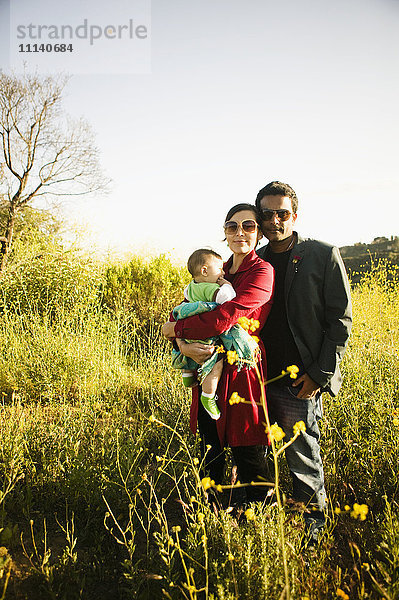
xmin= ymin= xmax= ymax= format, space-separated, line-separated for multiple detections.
xmin=257 ymin=233 xmax=352 ymax=396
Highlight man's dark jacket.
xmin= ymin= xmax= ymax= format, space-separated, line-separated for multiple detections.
xmin=257 ymin=233 xmax=352 ymax=396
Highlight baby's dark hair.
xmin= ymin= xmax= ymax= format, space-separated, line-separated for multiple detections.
xmin=187 ymin=248 xmax=222 ymax=277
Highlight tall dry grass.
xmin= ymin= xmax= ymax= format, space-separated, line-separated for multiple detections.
xmin=0 ymin=255 xmax=397 ymax=599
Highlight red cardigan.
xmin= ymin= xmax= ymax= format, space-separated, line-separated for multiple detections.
xmin=175 ymin=250 xmax=274 ymax=447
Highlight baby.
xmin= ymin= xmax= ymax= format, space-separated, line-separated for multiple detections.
xmin=174 ymin=248 xmax=236 ymax=420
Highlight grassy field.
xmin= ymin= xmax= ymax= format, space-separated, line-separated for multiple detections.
xmin=0 ymin=254 xmax=398 ymax=599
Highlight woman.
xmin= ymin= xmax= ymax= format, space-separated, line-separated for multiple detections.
xmin=162 ymin=203 xmax=274 ymax=502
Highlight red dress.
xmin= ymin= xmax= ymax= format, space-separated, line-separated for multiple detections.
xmin=174 ymin=250 xmax=274 ymax=447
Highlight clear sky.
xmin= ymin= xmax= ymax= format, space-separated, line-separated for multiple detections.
xmin=1 ymin=0 xmax=399 ymax=262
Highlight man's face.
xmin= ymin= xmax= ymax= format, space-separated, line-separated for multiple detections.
xmin=259 ymin=195 xmax=297 ymax=243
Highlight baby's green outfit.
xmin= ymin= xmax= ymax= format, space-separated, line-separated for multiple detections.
xmin=180 ymin=280 xmax=236 ymax=419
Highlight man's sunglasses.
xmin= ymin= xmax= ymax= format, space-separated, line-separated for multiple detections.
xmin=224 ymin=219 xmax=258 ymax=234
xmin=260 ymin=209 xmax=292 ymax=222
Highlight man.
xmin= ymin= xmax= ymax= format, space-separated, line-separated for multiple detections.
xmin=255 ymin=181 xmax=352 ymax=543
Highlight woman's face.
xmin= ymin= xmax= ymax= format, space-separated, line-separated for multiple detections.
xmin=224 ymin=209 xmax=262 ymax=257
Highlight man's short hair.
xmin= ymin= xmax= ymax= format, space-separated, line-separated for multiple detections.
xmin=187 ymin=248 xmax=222 ymax=277
xmin=255 ymin=181 xmax=298 ymax=214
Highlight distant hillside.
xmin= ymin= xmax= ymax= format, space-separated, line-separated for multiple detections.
xmin=340 ymin=236 xmax=399 ymax=282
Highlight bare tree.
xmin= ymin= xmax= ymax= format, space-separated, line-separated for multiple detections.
xmin=0 ymin=71 xmax=109 ymax=272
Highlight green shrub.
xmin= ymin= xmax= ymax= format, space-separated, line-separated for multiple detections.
xmin=101 ymin=254 xmax=189 ymax=334
xmin=0 ymin=310 xmax=134 ymax=402
xmin=0 ymin=251 xmax=101 ymax=317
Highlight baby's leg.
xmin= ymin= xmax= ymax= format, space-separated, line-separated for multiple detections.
xmin=202 ymin=360 xmax=223 ymax=396
xmin=201 ymin=360 xmax=223 ymax=420
xmin=182 ymin=369 xmax=197 ymax=388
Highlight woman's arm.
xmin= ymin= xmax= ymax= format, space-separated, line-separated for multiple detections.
xmin=174 ymin=261 xmax=274 ymax=340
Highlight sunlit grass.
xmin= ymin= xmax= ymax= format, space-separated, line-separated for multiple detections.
xmin=0 ymin=259 xmax=398 ymax=598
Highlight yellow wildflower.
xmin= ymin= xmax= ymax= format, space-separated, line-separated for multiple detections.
xmin=216 ymin=484 xmax=223 ymax=492
xmin=293 ymin=421 xmax=306 ymax=436
xmin=148 ymin=414 xmax=156 ymax=423
xmin=227 ymin=350 xmax=238 ymax=365
xmin=197 ymin=513 xmax=205 ymax=525
xmin=156 ymin=455 xmax=162 ymax=462
xmin=351 ymin=503 xmax=369 ymax=521
xmin=245 ymin=508 xmax=255 ymax=521
xmin=344 ymin=505 xmax=351 ymax=512
xmin=393 ymin=417 xmax=399 ymax=427
xmin=237 ymin=316 xmax=250 ymax=331
xmin=216 ymin=345 xmax=226 ymax=353
xmin=249 ymin=319 xmax=260 ymax=332
xmin=286 ymin=365 xmax=299 ymax=379
xmin=229 ymin=392 xmax=238 ymax=405
xmin=238 ymin=317 xmax=260 ymax=332
xmin=269 ymin=423 xmax=286 ymax=442
xmin=228 ymin=553 xmax=234 ymax=561
xmin=193 ymin=457 xmax=199 ymax=465
xmin=334 ymin=507 xmax=341 ymax=515
xmin=201 ymin=477 xmax=214 ymax=491
xmin=229 ymin=391 xmax=244 ymax=405
xmin=336 ymin=589 xmax=349 ymax=599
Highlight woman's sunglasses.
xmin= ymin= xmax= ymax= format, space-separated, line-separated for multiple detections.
xmin=260 ymin=209 xmax=292 ymax=222
xmin=224 ymin=219 xmax=258 ymax=234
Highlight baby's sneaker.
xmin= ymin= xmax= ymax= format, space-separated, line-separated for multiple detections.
xmin=182 ymin=373 xmax=198 ymax=388
xmin=201 ymin=394 xmax=221 ymax=420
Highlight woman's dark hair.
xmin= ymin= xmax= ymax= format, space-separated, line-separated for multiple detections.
xmin=224 ymin=203 xmax=261 ymax=225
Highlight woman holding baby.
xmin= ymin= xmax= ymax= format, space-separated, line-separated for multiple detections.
xmin=162 ymin=203 xmax=274 ymax=503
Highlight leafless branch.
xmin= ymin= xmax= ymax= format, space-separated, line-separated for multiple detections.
xmin=0 ymin=70 xmax=111 ymax=272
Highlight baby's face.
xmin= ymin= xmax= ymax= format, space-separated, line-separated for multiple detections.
xmin=204 ymin=256 xmax=224 ymax=283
